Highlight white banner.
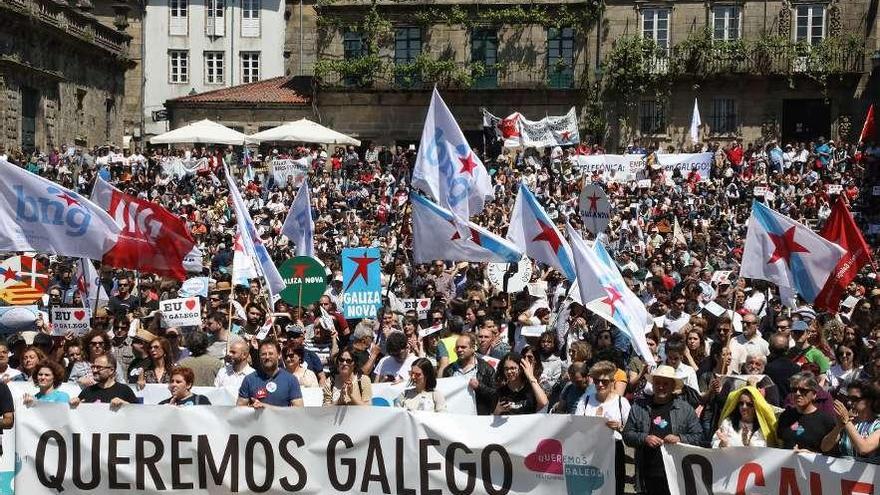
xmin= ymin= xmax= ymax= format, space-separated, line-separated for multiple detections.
xmin=484 ymin=109 xmax=580 ymax=149
xmin=158 ymin=296 xmax=201 ymax=328
xmin=272 ymin=158 xmax=311 ymax=187
xmin=16 ymin=404 xmax=615 ymax=495
xmin=49 ymin=307 xmax=90 ymax=336
xmin=572 ymin=153 xmax=712 ymax=182
xmin=662 ymin=443 xmax=879 ymax=495
xmin=160 ymin=158 xmax=206 ymax=179
xmin=401 ymin=298 xmax=431 ymax=320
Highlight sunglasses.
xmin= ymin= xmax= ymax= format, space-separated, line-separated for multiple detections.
xmin=793 ymin=386 xmax=815 ymax=395
xmin=338 ymin=358 xmax=353 ymax=364
xmin=283 ymin=354 xmax=296 ymax=359
xmin=89 ymin=341 xmax=107 ymax=346
xmin=594 ymin=378 xmax=612 ymax=385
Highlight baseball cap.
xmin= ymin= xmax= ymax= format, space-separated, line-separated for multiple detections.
xmin=792 ymin=320 xmax=809 ymax=332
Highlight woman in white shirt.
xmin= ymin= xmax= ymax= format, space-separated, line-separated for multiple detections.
xmin=576 ymin=360 xmax=631 ymax=495
xmin=712 ymin=387 xmax=777 ymax=448
xmin=394 ymin=358 xmax=446 ymax=412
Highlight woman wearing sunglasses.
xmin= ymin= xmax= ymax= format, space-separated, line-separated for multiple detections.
xmin=712 ymin=386 xmax=777 ymax=448
xmin=282 ymin=345 xmax=319 ymax=388
xmin=776 ymin=371 xmax=836 ymax=451
xmin=821 ymin=381 xmax=880 ymax=463
xmin=575 ymin=360 xmax=631 ymax=495
xmin=323 ymin=348 xmax=372 ymax=406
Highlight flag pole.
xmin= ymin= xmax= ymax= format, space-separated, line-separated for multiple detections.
xmin=383 ymin=189 xmax=413 ymax=299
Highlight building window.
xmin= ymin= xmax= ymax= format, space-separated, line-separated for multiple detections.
xmin=712 ymin=6 xmax=740 ymax=41
xmin=639 ymin=100 xmax=666 ymax=135
xmin=342 ymin=31 xmax=366 ymax=86
xmin=241 ymin=51 xmax=260 ymax=83
xmin=241 ymin=0 xmax=260 ymax=37
xmin=547 ymin=26 xmax=574 ymax=89
xmin=395 ymin=27 xmax=421 ymax=86
xmin=205 ymin=0 xmax=225 ymax=36
xmin=471 ymin=28 xmax=498 ymax=89
xmin=169 ymin=0 xmax=188 ymax=36
xmin=795 ymin=4 xmax=825 ymax=45
xmin=205 ymin=51 xmax=224 ymax=84
xmin=711 ymin=97 xmax=737 ymax=134
xmin=641 ymin=8 xmax=670 ymax=52
xmin=169 ymin=50 xmax=189 ymax=83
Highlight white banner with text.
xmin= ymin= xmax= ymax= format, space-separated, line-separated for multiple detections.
xmin=16 ymin=404 xmax=615 ymax=494
xmin=661 ymin=443 xmax=879 ymax=495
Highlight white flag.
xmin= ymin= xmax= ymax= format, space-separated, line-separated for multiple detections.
xmin=0 ymin=158 xmax=121 ymax=260
xmin=412 ymin=88 xmax=494 ymax=219
xmin=282 ymin=181 xmax=314 ymax=257
xmin=689 ymin=98 xmax=702 ymax=144
xmin=74 ymin=258 xmax=109 ymax=311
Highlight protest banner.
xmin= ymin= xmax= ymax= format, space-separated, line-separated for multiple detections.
xmin=271 ymin=157 xmax=311 ymax=187
xmin=401 ymin=298 xmax=431 ymax=320
xmin=49 ymin=307 xmax=90 ymax=336
xmin=483 ymin=108 xmax=580 ymax=148
xmin=827 ymin=184 xmax=844 ymax=195
xmin=570 ymin=154 xmax=642 ymax=182
xmin=16 ymin=403 xmax=615 ymax=495
xmin=654 ymin=152 xmax=713 ymax=181
xmin=753 ymin=186 xmax=769 ymax=197
xmin=661 ymin=443 xmax=878 ymax=495
xmin=579 ymin=184 xmax=611 ymax=235
xmin=341 ymin=247 xmax=382 ymax=319
xmin=158 ymin=296 xmax=201 ymax=328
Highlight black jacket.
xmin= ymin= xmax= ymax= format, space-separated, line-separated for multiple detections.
xmin=443 ymin=356 xmax=496 ymax=415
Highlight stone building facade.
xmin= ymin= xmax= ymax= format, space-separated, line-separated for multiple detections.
xmin=0 ymin=0 xmax=131 ymax=154
xmin=92 ymin=0 xmax=145 ymax=150
xmin=167 ymin=0 xmax=880 ymax=151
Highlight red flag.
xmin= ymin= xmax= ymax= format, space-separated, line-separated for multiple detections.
xmin=859 ymin=103 xmax=876 ymax=144
xmin=814 ymin=197 xmax=874 ymax=312
xmin=91 ymin=176 xmax=195 ymax=280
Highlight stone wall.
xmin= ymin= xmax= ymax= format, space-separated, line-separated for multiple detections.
xmin=0 ymin=0 xmax=129 ymax=154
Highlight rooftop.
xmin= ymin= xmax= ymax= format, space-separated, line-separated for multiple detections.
xmin=168 ymin=77 xmax=312 ymax=106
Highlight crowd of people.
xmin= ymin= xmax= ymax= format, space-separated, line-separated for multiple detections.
xmin=0 ymin=132 xmax=879 ymax=495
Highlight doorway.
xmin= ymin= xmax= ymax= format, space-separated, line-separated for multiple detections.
xmin=782 ymin=98 xmax=830 ymax=143
xmin=21 ymin=87 xmax=38 ymax=153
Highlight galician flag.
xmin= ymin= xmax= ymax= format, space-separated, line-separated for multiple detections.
xmin=567 ymin=221 xmax=656 ymax=366
xmin=411 ymin=193 xmax=522 ymax=264
xmin=741 ymin=200 xmax=845 ymax=303
xmin=689 ymin=98 xmax=701 ymax=144
xmin=223 ymin=165 xmax=285 ymax=296
xmin=0 ymin=158 xmax=121 ymax=260
xmin=507 ymin=183 xmax=575 ymax=281
xmin=412 ymin=88 xmax=494 ymax=220
xmin=282 ymin=180 xmax=314 ymax=257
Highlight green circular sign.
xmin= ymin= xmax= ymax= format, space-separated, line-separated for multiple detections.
xmin=279 ymin=256 xmax=328 ymax=307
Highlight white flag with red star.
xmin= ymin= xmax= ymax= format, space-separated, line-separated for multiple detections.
xmin=742 ymin=200 xmax=845 ymax=303
xmin=412 ymin=88 xmax=494 ymax=220
xmin=0 ymin=159 xmax=121 ymax=260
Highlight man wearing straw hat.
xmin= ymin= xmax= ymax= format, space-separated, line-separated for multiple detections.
xmin=624 ymin=365 xmax=704 ymax=495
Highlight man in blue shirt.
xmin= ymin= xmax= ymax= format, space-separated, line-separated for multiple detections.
xmin=237 ymin=340 xmax=304 ymax=408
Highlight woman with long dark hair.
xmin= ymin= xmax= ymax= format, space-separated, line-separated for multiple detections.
xmin=138 ymin=337 xmax=174 ymax=389
xmin=323 ymin=348 xmax=372 ymax=406
xmin=493 ymin=352 xmax=548 ymax=415
xmin=394 ymin=358 xmax=446 ymax=412
xmin=712 ymin=387 xmax=777 ymax=447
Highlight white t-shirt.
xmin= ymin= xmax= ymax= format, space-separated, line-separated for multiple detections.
xmin=575 ymin=393 xmax=631 ymax=440
xmin=374 ymin=355 xmax=417 ymax=383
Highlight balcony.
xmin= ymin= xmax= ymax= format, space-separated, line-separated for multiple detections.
xmin=316 ymin=57 xmax=586 ymax=91
xmin=670 ymin=37 xmax=865 ymax=76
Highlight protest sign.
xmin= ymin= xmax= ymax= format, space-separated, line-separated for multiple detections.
xmin=827 ymin=184 xmax=843 ymax=195
xmin=341 ymin=247 xmax=382 ymax=319
xmin=402 ymin=298 xmax=431 ymax=319
xmin=271 ymin=157 xmax=311 ymax=187
xmin=636 ymin=179 xmax=651 ymax=188
xmin=520 ymin=325 xmax=547 ymax=338
xmin=662 ymin=443 xmax=878 ymax=495
xmin=16 ymin=403 xmax=615 ymax=495
xmin=0 ymin=305 xmax=38 ymax=334
xmin=279 ymin=256 xmax=327 ymax=307
xmin=654 ymin=152 xmax=713 ymax=180
xmin=753 ymin=186 xmax=769 ymax=197
xmin=571 ymin=154 xmax=642 ymax=182
xmin=483 ymin=108 xmax=580 ymax=148
xmin=486 ymin=258 xmax=533 ymax=293
xmin=179 ymin=277 xmax=210 ymax=298
xmin=579 ymin=184 xmax=611 ymax=235
xmin=49 ymin=307 xmax=90 ymax=336
xmin=158 ymin=296 xmax=201 ymax=328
